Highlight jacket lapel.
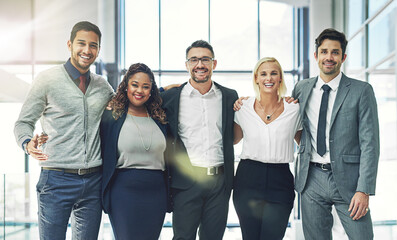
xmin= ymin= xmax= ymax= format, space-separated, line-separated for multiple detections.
xmin=299 ymin=77 xmax=317 ymax=117
xmin=168 ymin=83 xmax=186 ymax=139
xmin=214 ymin=82 xmax=226 ymax=135
xmin=330 ymin=73 xmax=350 ymax=128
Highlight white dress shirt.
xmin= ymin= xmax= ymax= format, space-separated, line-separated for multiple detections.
xmin=306 ymin=72 xmax=342 ymax=164
xmin=178 ymin=81 xmax=224 ymax=167
xmin=234 ymin=97 xmax=302 ymax=164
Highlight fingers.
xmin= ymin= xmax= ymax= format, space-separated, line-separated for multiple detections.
xmin=351 ymin=206 xmax=369 ymax=220
xmin=164 ymin=84 xmax=181 ymax=91
xmin=349 ymin=192 xmax=369 ymax=220
xmin=285 ymin=96 xmax=298 ymax=104
xmin=233 ymin=97 xmax=248 ymax=111
xmin=30 ymin=150 xmax=48 ymax=161
xmin=37 ymin=132 xmax=49 ymax=147
xmin=233 ymin=101 xmax=242 ymax=111
xmin=27 ymin=134 xmax=48 ymax=161
xmin=106 ymin=103 xmax=113 ymax=110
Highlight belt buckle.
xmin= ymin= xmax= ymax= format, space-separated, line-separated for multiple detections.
xmin=320 ymin=164 xmax=328 ymax=171
xmin=78 ymin=169 xmax=84 ymax=175
xmin=207 ymin=167 xmax=218 ymax=176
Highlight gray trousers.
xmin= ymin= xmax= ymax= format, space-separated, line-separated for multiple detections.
xmin=301 ymin=165 xmax=374 ymax=240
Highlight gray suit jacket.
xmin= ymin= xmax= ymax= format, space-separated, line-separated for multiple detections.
xmin=292 ymin=73 xmax=380 ymax=202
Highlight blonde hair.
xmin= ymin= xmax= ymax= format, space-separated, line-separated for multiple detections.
xmin=252 ymin=57 xmax=287 ymax=102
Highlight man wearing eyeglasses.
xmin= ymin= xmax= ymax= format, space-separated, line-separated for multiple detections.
xmin=161 ymin=40 xmax=238 ymax=240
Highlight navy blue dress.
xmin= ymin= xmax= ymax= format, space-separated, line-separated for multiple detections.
xmin=100 ymin=109 xmax=171 ymax=239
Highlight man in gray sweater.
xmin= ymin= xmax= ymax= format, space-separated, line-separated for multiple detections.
xmin=14 ymin=21 xmax=114 ymax=240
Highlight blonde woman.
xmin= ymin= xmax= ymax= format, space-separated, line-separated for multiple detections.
xmin=233 ymin=57 xmax=302 ymax=240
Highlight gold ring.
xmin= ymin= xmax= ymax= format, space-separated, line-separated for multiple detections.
xmin=365 ymin=208 xmax=369 ymax=212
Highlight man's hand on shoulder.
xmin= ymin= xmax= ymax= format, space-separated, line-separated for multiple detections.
xmin=284 ymin=96 xmax=299 ymax=104
xmin=162 ymin=84 xmax=182 ymax=92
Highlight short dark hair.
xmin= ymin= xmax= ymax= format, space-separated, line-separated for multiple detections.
xmin=70 ymin=21 xmax=102 ymax=46
xmin=186 ymin=40 xmax=215 ymax=59
xmin=315 ymin=28 xmax=348 ymax=56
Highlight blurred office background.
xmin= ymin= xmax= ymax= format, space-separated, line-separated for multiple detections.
xmin=0 ymin=0 xmax=396 ymax=239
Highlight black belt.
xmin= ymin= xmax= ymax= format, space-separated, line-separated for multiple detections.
xmin=193 ymin=165 xmax=224 ymax=175
xmin=42 ymin=166 xmax=102 ymax=175
xmin=310 ymin=162 xmax=331 ymax=171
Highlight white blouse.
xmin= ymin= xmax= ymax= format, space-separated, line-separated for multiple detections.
xmin=234 ymin=97 xmax=302 ymax=164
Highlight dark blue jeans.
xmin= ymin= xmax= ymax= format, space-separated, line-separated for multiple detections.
xmin=36 ymin=169 xmax=102 ymax=240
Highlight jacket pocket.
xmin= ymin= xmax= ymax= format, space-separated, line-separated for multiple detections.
xmin=342 ymin=155 xmax=360 ymax=163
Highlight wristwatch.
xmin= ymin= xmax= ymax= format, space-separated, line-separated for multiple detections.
xmin=23 ymin=139 xmax=31 ymax=155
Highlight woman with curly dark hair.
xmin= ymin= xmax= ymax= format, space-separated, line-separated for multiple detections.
xmin=100 ymin=63 xmax=170 ymax=239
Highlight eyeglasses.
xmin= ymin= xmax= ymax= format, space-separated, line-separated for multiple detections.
xmin=186 ymin=57 xmax=214 ymax=66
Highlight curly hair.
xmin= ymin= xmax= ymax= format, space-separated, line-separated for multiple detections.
xmin=108 ymin=63 xmax=167 ymax=124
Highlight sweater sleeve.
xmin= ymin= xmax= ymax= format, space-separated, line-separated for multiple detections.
xmin=14 ymin=72 xmax=48 ymax=148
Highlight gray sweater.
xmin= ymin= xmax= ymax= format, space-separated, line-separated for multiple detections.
xmin=14 ymin=65 xmax=114 ymax=168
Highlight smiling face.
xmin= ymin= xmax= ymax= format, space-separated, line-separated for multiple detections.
xmin=186 ymin=47 xmax=217 ymax=84
xmin=67 ymin=30 xmax=100 ymax=74
xmin=127 ymin=72 xmax=152 ymax=109
xmin=255 ymin=62 xmax=282 ymax=95
xmin=314 ymin=39 xmax=346 ymax=82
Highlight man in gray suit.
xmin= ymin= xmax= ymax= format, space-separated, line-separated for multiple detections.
xmin=292 ymin=28 xmax=380 ymax=240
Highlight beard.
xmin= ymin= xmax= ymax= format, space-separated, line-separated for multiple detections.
xmin=191 ymin=76 xmax=210 ymax=83
xmin=189 ymin=68 xmax=212 ymax=83
xmin=320 ymin=61 xmax=341 ymax=76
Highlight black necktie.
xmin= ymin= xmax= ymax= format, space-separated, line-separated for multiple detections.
xmin=317 ymin=84 xmax=331 ymax=156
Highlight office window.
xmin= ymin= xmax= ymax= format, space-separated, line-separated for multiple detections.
xmin=347 ymin=0 xmax=364 ymax=35
xmin=369 ymin=0 xmax=390 ymax=17
xmin=211 ymin=0 xmax=257 ymax=70
xmin=125 ymin=0 xmax=159 ymax=69
xmin=368 ymin=1 xmax=396 ymax=67
xmin=260 ymin=1 xmax=294 ymax=70
xmin=161 ymin=0 xmax=208 ymax=70
xmin=345 ymin=30 xmax=364 ymax=76
xmin=124 ymin=0 xmax=296 ymax=98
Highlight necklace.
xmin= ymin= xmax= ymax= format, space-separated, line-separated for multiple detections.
xmin=129 ymin=110 xmax=153 ymax=151
xmin=257 ymin=100 xmax=282 ymax=121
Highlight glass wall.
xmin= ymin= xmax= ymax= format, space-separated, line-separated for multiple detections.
xmin=344 ymin=0 xmax=397 ymax=224
xmin=124 ymin=0 xmax=296 ymax=97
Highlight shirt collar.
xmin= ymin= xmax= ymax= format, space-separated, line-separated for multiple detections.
xmin=316 ymin=71 xmax=342 ymax=91
xmin=64 ymin=58 xmax=90 ymax=80
xmin=185 ymin=80 xmax=218 ymax=96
